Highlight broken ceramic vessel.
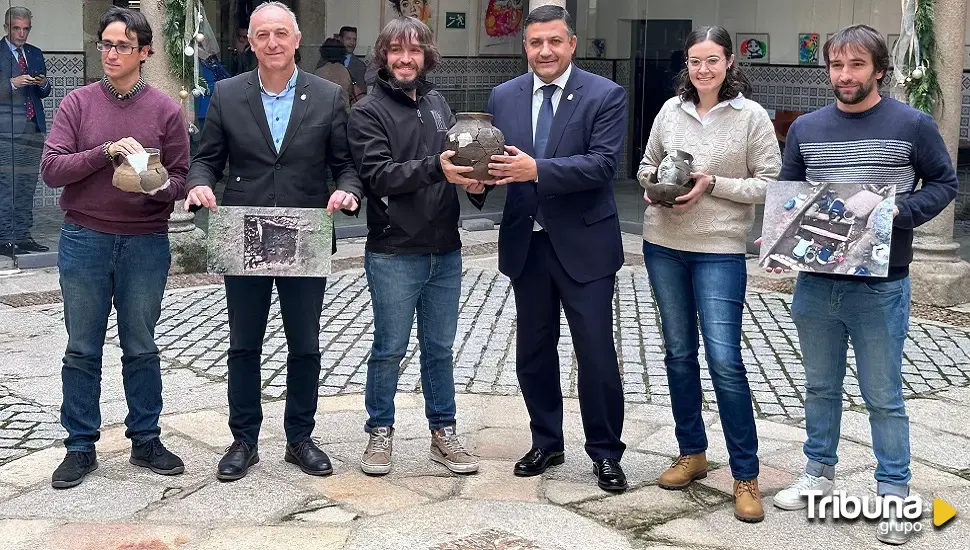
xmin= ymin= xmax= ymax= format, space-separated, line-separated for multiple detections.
xmin=642 ymin=149 xmax=696 ymax=207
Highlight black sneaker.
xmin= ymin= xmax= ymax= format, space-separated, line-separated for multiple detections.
xmin=129 ymin=438 xmax=185 ymax=475
xmin=51 ymin=450 xmax=98 ymax=489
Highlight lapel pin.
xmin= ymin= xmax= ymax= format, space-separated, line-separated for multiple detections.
xmin=567 ymin=93 xmax=574 ymax=101
xmin=300 ymin=94 xmax=307 ymax=101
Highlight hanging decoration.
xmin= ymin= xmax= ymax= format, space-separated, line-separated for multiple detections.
xmin=163 ymin=0 xmax=208 ymax=135
xmin=891 ymin=0 xmax=942 ymax=115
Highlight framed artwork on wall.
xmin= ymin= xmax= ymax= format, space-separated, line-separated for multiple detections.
xmin=736 ymin=33 xmax=769 ymax=64
xmin=478 ymin=0 xmax=526 ymax=56
xmin=964 ymin=44 xmax=970 ymax=70
xmin=799 ymin=33 xmax=819 ymax=65
xmin=381 ymin=0 xmax=440 ymax=34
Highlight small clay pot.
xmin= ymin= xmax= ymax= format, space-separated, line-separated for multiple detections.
xmin=642 ymin=149 xmax=696 ymax=207
xmin=444 ymin=113 xmax=505 ymax=181
xmin=112 ymin=148 xmax=168 ymax=194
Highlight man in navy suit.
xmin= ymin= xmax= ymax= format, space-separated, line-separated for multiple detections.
xmin=484 ymin=5 xmax=628 ymax=492
xmin=0 ymin=6 xmax=51 ymax=257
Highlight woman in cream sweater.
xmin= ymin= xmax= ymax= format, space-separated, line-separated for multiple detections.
xmin=637 ymin=25 xmax=781 ymax=523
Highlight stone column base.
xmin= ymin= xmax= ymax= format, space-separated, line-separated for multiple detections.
xmin=168 ymin=210 xmax=207 ymax=274
xmin=909 ymin=259 xmax=970 ymax=306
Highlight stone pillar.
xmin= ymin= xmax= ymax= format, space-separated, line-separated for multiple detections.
xmin=83 ymin=0 xmax=113 ymax=83
xmin=141 ymin=0 xmax=208 ymax=274
xmin=529 ymin=1 xmax=567 ymax=11
xmin=908 ymin=0 xmax=970 ymax=306
xmin=297 ymin=0 xmax=326 ymax=72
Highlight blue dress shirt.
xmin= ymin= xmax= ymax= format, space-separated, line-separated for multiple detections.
xmin=258 ymin=69 xmax=298 ymax=153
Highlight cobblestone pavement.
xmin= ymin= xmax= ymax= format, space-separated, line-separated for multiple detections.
xmin=8 ymin=265 xmax=968 ymax=466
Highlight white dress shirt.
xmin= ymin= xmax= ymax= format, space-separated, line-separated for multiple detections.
xmin=531 ymin=63 xmax=572 ymax=143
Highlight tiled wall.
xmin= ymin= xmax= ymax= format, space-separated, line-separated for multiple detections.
xmin=31 ymin=53 xmax=85 ymax=209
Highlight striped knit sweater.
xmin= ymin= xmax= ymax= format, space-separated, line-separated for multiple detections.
xmin=779 ymin=97 xmax=958 ymax=280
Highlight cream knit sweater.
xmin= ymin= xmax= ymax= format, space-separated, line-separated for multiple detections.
xmin=638 ymin=95 xmax=782 ymax=254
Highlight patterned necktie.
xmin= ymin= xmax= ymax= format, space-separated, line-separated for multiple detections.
xmin=533 ymin=84 xmax=557 ymax=159
xmin=16 ymin=48 xmax=34 ymax=120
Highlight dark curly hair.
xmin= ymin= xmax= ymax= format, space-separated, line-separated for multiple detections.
xmin=676 ymin=25 xmax=751 ymax=105
xmin=373 ymin=16 xmax=440 ymax=74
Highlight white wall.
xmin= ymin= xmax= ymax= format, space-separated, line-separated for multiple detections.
xmin=323 ymin=0 xmax=969 ymax=62
xmin=15 ymin=0 xmax=84 ymax=52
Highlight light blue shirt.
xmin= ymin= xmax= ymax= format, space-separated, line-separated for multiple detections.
xmin=258 ymin=68 xmax=298 ymax=153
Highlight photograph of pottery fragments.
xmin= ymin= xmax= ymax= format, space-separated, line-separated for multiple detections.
xmin=759 ymin=181 xmax=896 ymax=277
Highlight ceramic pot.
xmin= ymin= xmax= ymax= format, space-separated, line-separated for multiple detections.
xmin=444 ymin=113 xmax=505 ymax=181
xmin=112 ymin=148 xmax=168 ymax=194
xmin=642 ymin=149 xmax=696 ymax=207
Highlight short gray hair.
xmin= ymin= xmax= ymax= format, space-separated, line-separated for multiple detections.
xmin=4 ymin=7 xmax=32 ymax=26
xmin=248 ymin=2 xmax=300 ymax=37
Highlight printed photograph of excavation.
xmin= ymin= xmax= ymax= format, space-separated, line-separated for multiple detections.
xmin=206 ymin=206 xmax=333 ymax=277
xmin=759 ymin=181 xmax=896 ymax=277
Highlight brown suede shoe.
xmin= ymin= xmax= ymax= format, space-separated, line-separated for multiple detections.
xmin=734 ymin=479 xmax=765 ymax=522
xmin=657 ymin=453 xmax=708 ymax=490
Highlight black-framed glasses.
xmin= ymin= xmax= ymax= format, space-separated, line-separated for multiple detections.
xmin=96 ymin=41 xmax=136 ymax=55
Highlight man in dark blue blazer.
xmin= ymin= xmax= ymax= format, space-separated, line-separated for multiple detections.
xmin=484 ymin=5 xmax=628 ymax=492
xmin=0 ymin=6 xmax=52 ymax=257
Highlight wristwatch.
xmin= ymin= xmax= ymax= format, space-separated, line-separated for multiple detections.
xmin=708 ymin=174 xmax=717 ymax=193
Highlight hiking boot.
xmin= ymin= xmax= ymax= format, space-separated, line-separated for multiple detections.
xmin=51 ymin=450 xmax=98 ymax=489
xmin=130 ymin=438 xmax=185 ymax=475
xmin=430 ymin=424 xmax=479 ymax=474
xmin=657 ymin=453 xmax=708 ymax=490
xmin=773 ymin=472 xmax=834 ymax=510
xmin=360 ymin=426 xmax=394 ymax=475
xmin=734 ymin=478 xmax=765 ymax=522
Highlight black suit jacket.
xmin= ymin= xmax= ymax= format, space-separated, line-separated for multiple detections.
xmin=188 ymin=68 xmax=363 ymax=237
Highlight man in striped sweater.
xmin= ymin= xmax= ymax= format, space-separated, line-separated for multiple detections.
xmin=770 ymin=25 xmax=957 ymax=545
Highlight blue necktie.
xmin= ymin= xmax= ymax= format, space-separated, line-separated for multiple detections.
xmin=533 ymin=84 xmax=556 ymax=229
xmin=344 ymin=53 xmax=351 ymax=67
xmin=534 ymin=84 xmax=557 ymax=159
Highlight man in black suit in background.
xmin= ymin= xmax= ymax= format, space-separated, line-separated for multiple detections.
xmin=185 ymin=1 xmax=362 ymax=482
xmin=0 ymin=6 xmax=52 ymax=256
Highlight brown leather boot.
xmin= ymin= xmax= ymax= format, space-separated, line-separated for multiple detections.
xmin=657 ymin=453 xmax=708 ymax=490
xmin=734 ymin=479 xmax=765 ymax=522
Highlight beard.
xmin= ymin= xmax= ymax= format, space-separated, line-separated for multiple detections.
xmin=832 ymin=79 xmax=875 ymax=105
xmin=387 ymin=64 xmax=423 ymax=91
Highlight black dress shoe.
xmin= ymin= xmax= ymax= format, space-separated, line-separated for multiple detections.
xmin=513 ymin=447 xmax=565 ymax=477
xmin=130 ymin=437 xmax=185 ymax=475
xmin=217 ymin=440 xmax=259 ymax=481
xmin=16 ymin=238 xmax=49 ymax=253
xmin=285 ymin=438 xmax=333 ymax=476
xmin=593 ymin=458 xmax=628 ymax=492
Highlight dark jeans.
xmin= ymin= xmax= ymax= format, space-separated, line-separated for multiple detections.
xmin=643 ymin=240 xmax=759 ymax=480
xmin=0 ymin=124 xmax=43 ymax=242
xmin=58 ymin=222 xmax=170 ymax=452
xmin=224 ymin=275 xmax=326 ymax=446
xmin=791 ymin=273 xmax=911 ymax=498
xmin=363 ymin=250 xmax=460 ymax=431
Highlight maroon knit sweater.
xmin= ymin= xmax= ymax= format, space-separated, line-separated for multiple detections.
xmin=41 ymin=82 xmax=189 ymax=235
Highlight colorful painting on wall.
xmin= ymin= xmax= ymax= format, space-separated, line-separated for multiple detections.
xmin=587 ymin=38 xmax=606 ymax=58
xmin=736 ymin=33 xmax=769 ymax=64
xmin=479 ymin=0 xmax=525 ymax=55
xmin=799 ymin=33 xmax=819 ymax=65
xmin=382 ymin=0 xmax=439 ymax=34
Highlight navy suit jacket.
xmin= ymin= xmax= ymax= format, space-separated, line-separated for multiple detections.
xmin=0 ymin=38 xmax=50 ymax=135
xmin=487 ymin=65 xmax=627 ymax=283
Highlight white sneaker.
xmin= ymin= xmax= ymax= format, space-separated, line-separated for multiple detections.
xmin=876 ymin=503 xmax=912 ymax=545
xmin=773 ymin=472 xmax=835 ymax=510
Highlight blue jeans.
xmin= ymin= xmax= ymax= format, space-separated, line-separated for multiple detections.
xmin=364 ymin=250 xmax=461 ymax=432
xmin=58 ymin=222 xmax=171 ymax=452
xmin=643 ymin=241 xmax=759 ymax=480
xmin=791 ymin=273 xmax=911 ymax=498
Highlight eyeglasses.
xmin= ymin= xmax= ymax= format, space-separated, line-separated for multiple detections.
xmin=96 ymin=41 xmax=137 ymax=55
xmin=686 ymin=57 xmax=723 ymax=69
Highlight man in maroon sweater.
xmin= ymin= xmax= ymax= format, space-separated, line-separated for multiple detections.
xmin=40 ymin=6 xmax=189 ymax=489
